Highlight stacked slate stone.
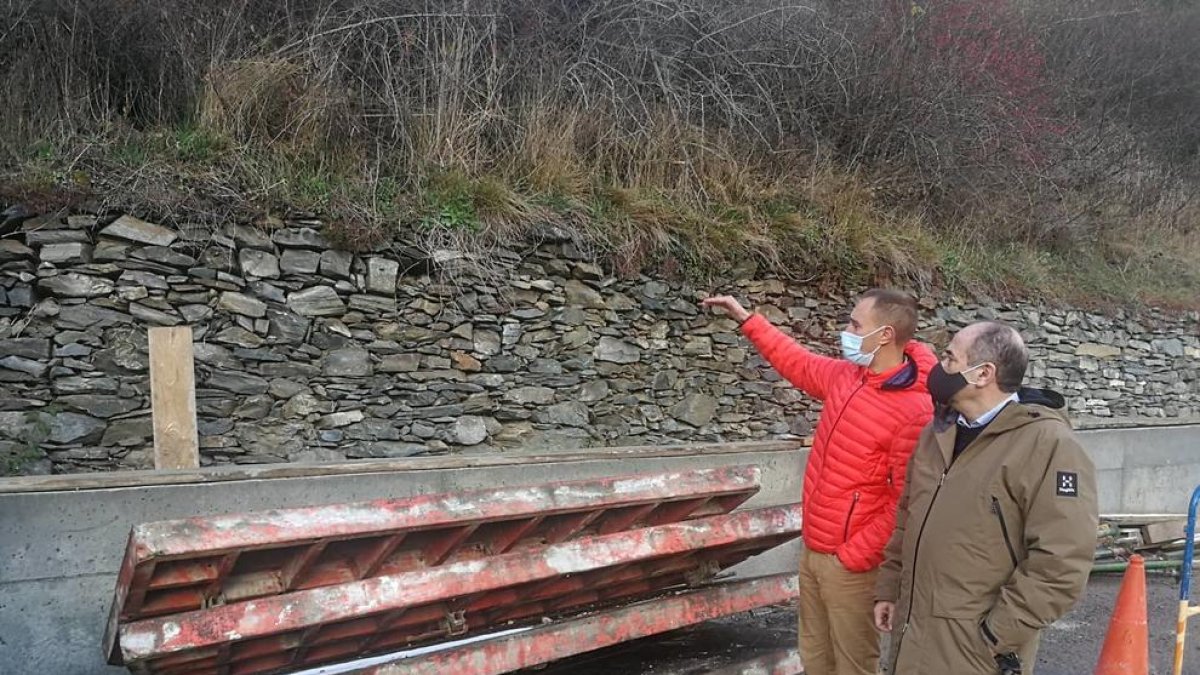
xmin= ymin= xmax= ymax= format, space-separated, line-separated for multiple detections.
xmin=0 ymin=210 xmax=1196 ymax=476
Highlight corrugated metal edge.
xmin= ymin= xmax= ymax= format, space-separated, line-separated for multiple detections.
xmin=117 ymin=504 xmax=802 ymax=667
xmin=104 ymin=465 xmax=762 ymax=659
xmin=356 ymin=574 xmax=799 ymax=675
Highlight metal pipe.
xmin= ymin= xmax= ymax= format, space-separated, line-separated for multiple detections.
xmin=1091 ymin=560 xmax=1199 ymax=574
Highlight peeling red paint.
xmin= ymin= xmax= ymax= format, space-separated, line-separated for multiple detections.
xmin=117 ymin=504 xmax=800 ymax=673
xmin=104 ymin=467 xmax=809 ymax=675
xmin=354 ymin=574 xmax=799 ymax=675
xmin=106 ymin=466 xmax=760 ymax=645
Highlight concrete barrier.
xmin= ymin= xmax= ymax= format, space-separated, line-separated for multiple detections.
xmin=1079 ymin=423 xmax=1200 ymax=513
xmin=2 ymin=424 xmax=1196 ymax=673
xmin=0 ymin=442 xmax=807 ymax=674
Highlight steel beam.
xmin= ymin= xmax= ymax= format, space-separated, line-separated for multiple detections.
xmin=131 ymin=466 xmax=759 ymax=562
xmin=355 ymin=574 xmax=798 ymax=675
xmin=118 ymin=504 xmax=801 ymax=670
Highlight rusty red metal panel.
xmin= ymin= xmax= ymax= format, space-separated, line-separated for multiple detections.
xmin=351 ymin=573 xmax=799 ymax=675
xmin=103 ymin=466 xmax=760 ymax=664
xmin=117 ymin=504 xmax=801 ymax=674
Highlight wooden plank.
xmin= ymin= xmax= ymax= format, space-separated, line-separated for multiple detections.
xmin=0 ymin=440 xmax=806 ymax=494
xmin=148 ymin=326 xmax=199 ymax=470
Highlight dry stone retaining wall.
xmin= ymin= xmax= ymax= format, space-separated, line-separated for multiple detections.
xmin=0 ymin=212 xmax=1196 ymax=474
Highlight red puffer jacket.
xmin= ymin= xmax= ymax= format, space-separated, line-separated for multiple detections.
xmin=742 ymin=314 xmax=936 ymax=572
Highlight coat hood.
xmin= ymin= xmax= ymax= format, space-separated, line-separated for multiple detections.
xmin=934 ymin=386 xmax=1070 ymax=433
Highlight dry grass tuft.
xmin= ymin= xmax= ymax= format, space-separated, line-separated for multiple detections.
xmin=0 ymin=0 xmax=1197 ymax=306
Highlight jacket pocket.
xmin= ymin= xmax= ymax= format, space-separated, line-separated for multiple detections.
xmin=928 ymin=617 xmax=1001 ymax=673
xmin=980 ymin=617 xmax=1000 ymax=651
xmin=930 ymin=498 xmax=1010 ymax=619
xmin=842 ymin=492 xmax=860 ymax=542
xmin=991 ymin=496 xmax=1019 ymax=569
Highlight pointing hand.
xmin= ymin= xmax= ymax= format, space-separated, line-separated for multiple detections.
xmin=701 ymin=295 xmax=751 ymax=323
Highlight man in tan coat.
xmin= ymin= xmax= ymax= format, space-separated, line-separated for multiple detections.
xmin=874 ymin=322 xmax=1098 ymax=674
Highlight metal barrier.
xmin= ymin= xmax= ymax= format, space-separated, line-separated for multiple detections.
xmin=103 ymin=466 xmax=803 ymax=675
xmin=1172 ymin=484 xmax=1200 ymax=675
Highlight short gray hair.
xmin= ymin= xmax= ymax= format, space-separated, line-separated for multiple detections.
xmin=967 ymin=322 xmax=1028 ymax=393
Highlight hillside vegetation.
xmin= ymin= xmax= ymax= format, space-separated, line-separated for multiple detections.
xmin=2 ymin=0 xmax=1198 ymax=306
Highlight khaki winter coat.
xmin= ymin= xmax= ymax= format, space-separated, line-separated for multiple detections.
xmin=875 ymin=389 xmax=1099 ymax=674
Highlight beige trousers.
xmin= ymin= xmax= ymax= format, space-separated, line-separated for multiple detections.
xmin=797 ymin=549 xmax=881 ymax=675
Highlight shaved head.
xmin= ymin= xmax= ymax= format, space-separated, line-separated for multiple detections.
xmin=860 ymin=289 xmax=919 ymax=343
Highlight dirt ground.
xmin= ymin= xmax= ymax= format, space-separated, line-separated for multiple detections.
xmin=535 ymin=573 xmax=1200 ymax=674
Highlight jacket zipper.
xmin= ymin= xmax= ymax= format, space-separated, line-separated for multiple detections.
xmin=895 ymin=467 xmax=948 ymax=665
xmin=806 ymin=378 xmax=867 ymax=537
xmin=842 ymin=492 xmax=861 ymax=542
xmin=991 ymin=496 xmax=1019 ymax=568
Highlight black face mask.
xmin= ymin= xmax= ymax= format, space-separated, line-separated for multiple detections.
xmin=928 ymin=362 xmax=974 ymax=406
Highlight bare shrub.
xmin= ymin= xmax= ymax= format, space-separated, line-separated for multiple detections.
xmin=0 ymin=0 xmax=1197 ymax=293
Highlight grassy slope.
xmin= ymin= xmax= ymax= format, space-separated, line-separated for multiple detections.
xmin=4 ymin=125 xmax=1198 ymax=310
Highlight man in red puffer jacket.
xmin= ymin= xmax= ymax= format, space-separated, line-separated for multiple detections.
xmin=702 ymin=289 xmax=936 ymax=675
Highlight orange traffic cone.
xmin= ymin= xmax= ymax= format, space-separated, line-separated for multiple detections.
xmin=1094 ymin=554 xmax=1149 ymax=675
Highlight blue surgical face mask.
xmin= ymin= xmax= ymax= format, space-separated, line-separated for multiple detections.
xmin=840 ymin=325 xmax=889 ymax=367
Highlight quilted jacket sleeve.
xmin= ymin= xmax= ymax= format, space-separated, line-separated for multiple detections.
xmin=740 ymin=314 xmax=853 ymax=402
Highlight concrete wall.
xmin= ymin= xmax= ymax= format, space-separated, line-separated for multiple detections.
xmin=0 ymin=443 xmax=806 ymax=674
xmin=1081 ymin=423 xmax=1200 ymax=513
xmin=2 ymin=424 xmax=1198 ymax=673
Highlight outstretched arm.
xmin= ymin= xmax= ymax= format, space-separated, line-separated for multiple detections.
xmin=702 ymin=295 xmax=852 ymax=401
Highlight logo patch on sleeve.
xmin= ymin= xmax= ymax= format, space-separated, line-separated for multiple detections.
xmin=1056 ymin=471 xmax=1078 ymax=497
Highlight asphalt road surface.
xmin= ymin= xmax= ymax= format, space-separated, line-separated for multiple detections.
xmin=535 ymin=573 xmax=1200 ymax=674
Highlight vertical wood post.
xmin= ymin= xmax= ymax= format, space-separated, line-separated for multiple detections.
xmin=148 ymin=326 xmax=200 ymax=470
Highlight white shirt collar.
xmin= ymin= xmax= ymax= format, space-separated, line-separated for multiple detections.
xmin=958 ymin=392 xmax=1020 ymax=429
